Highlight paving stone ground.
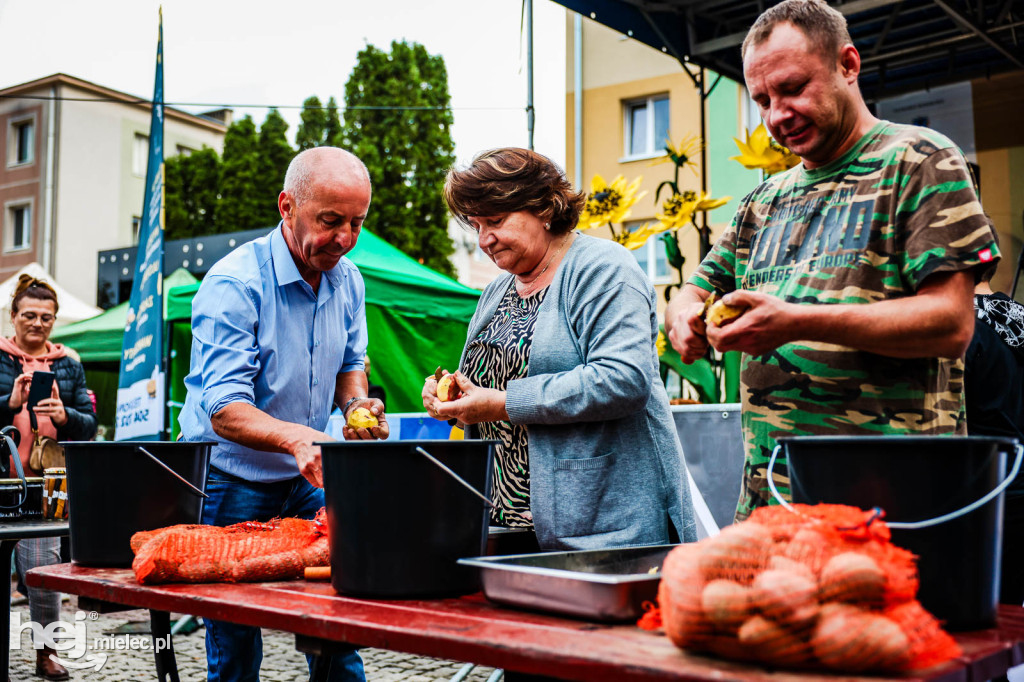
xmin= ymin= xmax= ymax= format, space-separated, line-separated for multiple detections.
xmin=9 ymin=594 xmax=498 ymax=681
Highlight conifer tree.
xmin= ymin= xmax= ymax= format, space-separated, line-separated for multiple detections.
xmin=215 ymin=115 xmax=263 ymax=233
xmin=165 ymin=147 xmax=221 ymax=239
xmin=339 ymin=40 xmax=456 ymax=277
xmin=324 ymin=96 xmax=343 ymax=146
xmin=255 ymin=109 xmax=294 ymax=226
xmin=296 ymin=96 xmax=328 ymax=151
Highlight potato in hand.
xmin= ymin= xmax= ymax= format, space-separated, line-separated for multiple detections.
xmin=436 ymin=373 xmax=461 ymax=402
xmin=347 ymin=407 xmax=379 ymax=429
xmin=706 ymin=299 xmax=746 ymax=327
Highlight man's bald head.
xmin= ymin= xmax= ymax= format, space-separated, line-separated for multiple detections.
xmin=283 ymin=147 xmax=371 ymax=207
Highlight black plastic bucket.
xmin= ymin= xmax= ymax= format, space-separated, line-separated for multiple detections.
xmin=321 ymin=439 xmax=495 ymax=598
xmin=64 ymin=441 xmax=212 ymax=567
xmin=777 ymin=435 xmax=1021 ymax=630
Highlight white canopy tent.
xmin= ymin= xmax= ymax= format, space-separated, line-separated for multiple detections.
xmin=0 ymin=263 xmax=102 ymax=337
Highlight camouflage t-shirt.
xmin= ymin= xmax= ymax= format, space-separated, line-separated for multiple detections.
xmin=689 ymin=121 xmax=1000 ymax=521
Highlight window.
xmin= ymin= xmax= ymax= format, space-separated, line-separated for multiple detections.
xmin=7 ymin=119 xmax=34 ymax=166
xmin=624 ymin=95 xmax=670 ymax=158
xmin=627 ymin=221 xmax=671 ymax=284
xmin=176 ymin=144 xmax=194 ymax=157
xmin=6 ymin=203 xmax=31 ymax=252
xmin=132 ymin=216 xmax=141 ymax=244
xmin=132 ymin=133 xmax=149 ymax=176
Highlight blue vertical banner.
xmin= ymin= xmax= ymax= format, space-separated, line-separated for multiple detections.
xmin=116 ymin=9 xmax=165 ymax=440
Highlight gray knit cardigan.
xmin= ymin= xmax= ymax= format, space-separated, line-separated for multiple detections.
xmin=464 ymin=233 xmax=697 ymax=550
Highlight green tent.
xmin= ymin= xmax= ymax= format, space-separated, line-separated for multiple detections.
xmin=55 ymin=230 xmax=481 ymax=437
xmin=52 ymin=268 xmax=199 ymax=362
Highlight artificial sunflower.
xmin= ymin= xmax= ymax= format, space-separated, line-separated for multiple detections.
xmin=577 ymin=174 xmax=646 ymax=231
xmin=731 ymin=123 xmax=800 ymax=175
xmin=651 ymin=133 xmax=703 ymax=176
xmin=621 ymin=223 xmax=663 ymax=251
xmin=656 ymin=329 xmax=667 ymax=356
xmin=655 ymin=191 xmax=730 ymax=232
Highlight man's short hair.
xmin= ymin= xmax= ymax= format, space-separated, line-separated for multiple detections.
xmin=742 ymin=0 xmax=852 ymax=66
xmin=283 ymin=147 xmax=370 ymax=206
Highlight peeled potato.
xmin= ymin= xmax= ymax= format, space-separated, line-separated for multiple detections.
xmin=437 ymin=374 xmax=460 ymax=402
xmin=706 ymin=299 xmax=746 ymax=326
xmin=347 ymin=407 xmax=378 ymax=429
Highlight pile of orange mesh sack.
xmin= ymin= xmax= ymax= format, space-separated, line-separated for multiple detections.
xmin=652 ymin=504 xmax=961 ymax=673
xmin=130 ymin=508 xmax=329 ymax=584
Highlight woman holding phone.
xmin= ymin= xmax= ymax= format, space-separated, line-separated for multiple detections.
xmin=0 ymin=275 xmax=95 ymax=680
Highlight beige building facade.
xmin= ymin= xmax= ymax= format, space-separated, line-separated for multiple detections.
xmin=565 ymin=16 xmax=763 ymax=315
xmin=971 ymin=71 xmax=1024 ymax=297
xmin=0 ymin=73 xmax=226 ymax=306
xmin=565 ymin=15 xmax=1023 ymax=302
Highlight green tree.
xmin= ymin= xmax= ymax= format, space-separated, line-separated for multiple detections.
xmin=215 ymin=115 xmax=262 ymax=233
xmin=339 ymin=40 xmax=456 ymax=276
xmin=164 ymin=147 xmax=221 ymax=240
xmin=324 ymin=96 xmax=343 ymax=146
xmin=255 ymin=108 xmax=294 ymax=226
xmin=296 ymin=96 xmax=327 ymax=151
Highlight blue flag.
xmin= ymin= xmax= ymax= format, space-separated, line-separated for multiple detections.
xmin=116 ymin=10 xmax=165 ymax=440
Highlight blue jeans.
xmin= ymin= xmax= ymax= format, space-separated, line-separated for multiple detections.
xmin=201 ymin=466 xmax=365 ymax=682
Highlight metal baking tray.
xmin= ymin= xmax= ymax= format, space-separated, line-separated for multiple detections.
xmin=458 ymin=544 xmax=676 ymax=622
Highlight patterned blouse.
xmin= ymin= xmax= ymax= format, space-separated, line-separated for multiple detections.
xmin=462 ymin=279 xmax=547 ymax=528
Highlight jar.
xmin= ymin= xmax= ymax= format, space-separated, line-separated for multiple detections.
xmin=23 ymin=477 xmax=43 ymax=519
xmin=43 ymin=468 xmax=67 ymax=520
xmin=0 ymin=478 xmax=25 ymax=520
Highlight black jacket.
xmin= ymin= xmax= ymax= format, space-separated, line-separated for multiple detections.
xmin=0 ymin=351 xmax=97 ymax=442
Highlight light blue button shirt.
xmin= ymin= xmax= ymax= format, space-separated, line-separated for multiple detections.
xmin=179 ymin=225 xmax=367 ymax=482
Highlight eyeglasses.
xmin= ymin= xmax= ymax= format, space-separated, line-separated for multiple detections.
xmin=17 ymin=312 xmax=56 ymax=325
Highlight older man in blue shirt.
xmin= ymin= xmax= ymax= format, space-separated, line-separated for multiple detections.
xmin=180 ymin=146 xmax=387 ymax=682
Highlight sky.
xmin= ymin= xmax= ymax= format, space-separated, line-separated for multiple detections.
xmin=0 ymin=0 xmax=567 ymax=167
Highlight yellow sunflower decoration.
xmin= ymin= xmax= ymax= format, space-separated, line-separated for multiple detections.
xmin=731 ymin=123 xmax=800 ymax=175
xmin=577 ymin=174 xmax=646 ymax=234
xmin=655 ymin=190 xmax=730 ymax=233
xmin=620 ymin=222 xmax=659 ymax=251
xmin=650 ymin=134 xmax=703 ymax=176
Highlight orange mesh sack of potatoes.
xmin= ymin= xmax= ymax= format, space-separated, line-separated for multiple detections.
xmin=656 ymin=504 xmax=961 ymax=673
xmin=130 ymin=508 xmax=330 ymax=585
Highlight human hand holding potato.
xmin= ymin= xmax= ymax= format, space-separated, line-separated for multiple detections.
xmin=706 ymin=298 xmax=747 ymax=327
xmin=347 ymin=407 xmax=378 ymax=429
xmin=705 ymin=290 xmax=797 ymax=356
xmin=427 ymin=371 xmax=508 ymax=426
xmin=422 ymin=367 xmax=460 ymax=420
xmin=436 ymin=373 xmax=462 ymax=402
xmin=341 ymin=398 xmax=389 ymax=440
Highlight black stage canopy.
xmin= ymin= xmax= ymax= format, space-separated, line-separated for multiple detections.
xmin=554 ymin=0 xmax=1024 ymax=101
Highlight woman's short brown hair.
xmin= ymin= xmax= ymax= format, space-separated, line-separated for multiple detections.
xmin=443 ymin=148 xmax=585 ymax=235
xmin=12 ymin=274 xmax=59 ymax=314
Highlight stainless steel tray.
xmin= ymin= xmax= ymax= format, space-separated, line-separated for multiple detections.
xmin=458 ymin=544 xmax=676 ymax=622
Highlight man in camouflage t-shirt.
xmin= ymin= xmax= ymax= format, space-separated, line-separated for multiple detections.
xmin=665 ymin=0 xmax=999 ymax=521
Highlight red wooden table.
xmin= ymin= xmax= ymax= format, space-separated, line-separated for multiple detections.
xmin=26 ymin=563 xmax=1024 ymax=682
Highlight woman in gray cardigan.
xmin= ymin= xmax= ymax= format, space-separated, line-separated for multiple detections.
xmin=423 ymin=148 xmax=697 ymax=551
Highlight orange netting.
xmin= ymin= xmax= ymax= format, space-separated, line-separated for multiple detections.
xmin=130 ymin=508 xmax=329 ymax=584
xmin=653 ymin=504 xmax=961 ymax=673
